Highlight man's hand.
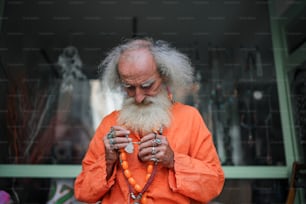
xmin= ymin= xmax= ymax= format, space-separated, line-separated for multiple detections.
xmin=103 ymin=126 xmax=131 ymax=178
xmin=138 ymin=132 xmax=174 ymax=169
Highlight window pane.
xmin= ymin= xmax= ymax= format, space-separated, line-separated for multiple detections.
xmin=289 ymin=61 xmax=306 ymax=161
xmin=0 ymin=1 xmax=285 ymax=166
xmin=213 ymin=179 xmax=289 ymax=204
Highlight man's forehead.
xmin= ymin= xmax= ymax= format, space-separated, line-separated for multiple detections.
xmin=119 ymin=49 xmax=157 ymax=72
xmin=120 ymin=48 xmax=151 ymax=61
xmin=120 ymin=52 xmax=142 ymax=61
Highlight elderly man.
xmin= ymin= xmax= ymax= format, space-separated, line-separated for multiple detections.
xmin=74 ymin=38 xmax=224 ymax=204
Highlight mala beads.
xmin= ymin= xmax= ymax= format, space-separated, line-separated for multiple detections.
xmin=119 ymin=128 xmax=162 ymax=203
xmin=120 ymin=149 xmax=156 ymax=204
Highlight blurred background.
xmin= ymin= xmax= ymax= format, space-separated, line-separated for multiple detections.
xmin=0 ymin=0 xmax=305 ymax=203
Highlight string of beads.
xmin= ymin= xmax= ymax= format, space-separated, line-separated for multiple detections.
xmin=119 ymin=149 xmax=156 ymax=204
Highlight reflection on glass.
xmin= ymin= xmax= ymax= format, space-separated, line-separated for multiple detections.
xmin=289 ymin=64 xmax=306 ymax=162
xmin=213 ymin=179 xmax=288 ymax=204
xmin=194 ymin=46 xmax=285 ymax=166
xmin=2 ymin=52 xmax=285 ymax=166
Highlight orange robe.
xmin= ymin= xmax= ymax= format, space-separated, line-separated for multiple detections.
xmin=74 ymin=103 xmax=224 ymax=204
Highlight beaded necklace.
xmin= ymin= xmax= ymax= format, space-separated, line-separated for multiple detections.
xmin=120 ymin=128 xmax=162 ymax=204
xmin=120 ymin=149 xmax=158 ymax=204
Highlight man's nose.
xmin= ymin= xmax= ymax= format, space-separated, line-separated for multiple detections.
xmin=134 ymin=87 xmax=145 ymax=104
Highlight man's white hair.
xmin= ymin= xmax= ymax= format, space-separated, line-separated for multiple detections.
xmin=98 ymin=37 xmax=194 ymax=101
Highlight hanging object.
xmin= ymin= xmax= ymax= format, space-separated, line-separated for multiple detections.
xmin=57 ymin=46 xmax=86 ymax=92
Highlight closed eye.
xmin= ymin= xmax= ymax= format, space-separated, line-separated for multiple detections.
xmin=122 ymin=79 xmax=155 ymax=91
xmin=141 ymin=81 xmax=154 ymax=89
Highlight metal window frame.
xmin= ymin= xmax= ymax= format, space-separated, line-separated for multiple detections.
xmin=0 ymin=164 xmax=288 ymax=178
xmin=268 ymin=0 xmax=306 ymax=203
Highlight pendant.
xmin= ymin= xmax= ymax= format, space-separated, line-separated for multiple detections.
xmin=125 ymin=142 xmax=134 ymax=153
xmin=130 ymin=193 xmax=136 ymax=200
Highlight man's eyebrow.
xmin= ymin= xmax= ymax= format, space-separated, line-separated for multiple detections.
xmin=141 ymin=79 xmax=155 ymax=87
xmin=121 ymin=79 xmax=155 ymax=88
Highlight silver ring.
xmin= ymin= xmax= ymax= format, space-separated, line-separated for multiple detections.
xmin=109 ymin=138 xmax=115 ymax=145
xmin=153 ymin=132 xmax=157 ymax=139
xmin=150 ymin=157 xmax=159 ymax=163
xmin=152 ymin=146 xmax=157 ymax=155
xmin=154 ymin=138 xmax=162 ymax=145
xmin=107 ymin=127 xmax=115 ymax=139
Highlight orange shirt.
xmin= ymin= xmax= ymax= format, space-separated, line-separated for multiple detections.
xmin=74 ymin=103 xmax=224 ymax=204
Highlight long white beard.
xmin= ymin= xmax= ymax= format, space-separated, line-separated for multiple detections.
xmin=117 ymin=89 xmax=172 ymax=135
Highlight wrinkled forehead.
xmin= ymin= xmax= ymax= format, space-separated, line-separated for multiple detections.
xmin=118 ymin=48 xmax=160 ymax=83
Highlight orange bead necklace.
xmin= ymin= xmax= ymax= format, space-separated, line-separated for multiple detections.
xmin=119 ymin=149 xmax=158 ymax=204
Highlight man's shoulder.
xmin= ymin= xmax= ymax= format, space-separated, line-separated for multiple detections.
xmin=172 ymin=102 xmax=199 ymax=114
xmin=102 ymin=110 xmax=120 ymax=121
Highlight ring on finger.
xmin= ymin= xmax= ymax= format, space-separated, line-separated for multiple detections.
xmin=154 ymin=138 xmax=162 ymax=145
xmin=152 ymin=146 xmax=157 ymax=155
xmin=107 ymin=127 xmax=115 ymax=139
xmin=153 ymin=132 xmax=157 ymax=139
xmin=150 ymin=157 xmax=159 ymax=163
xmin=109 ymin=138 xmax=115 ymax=145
